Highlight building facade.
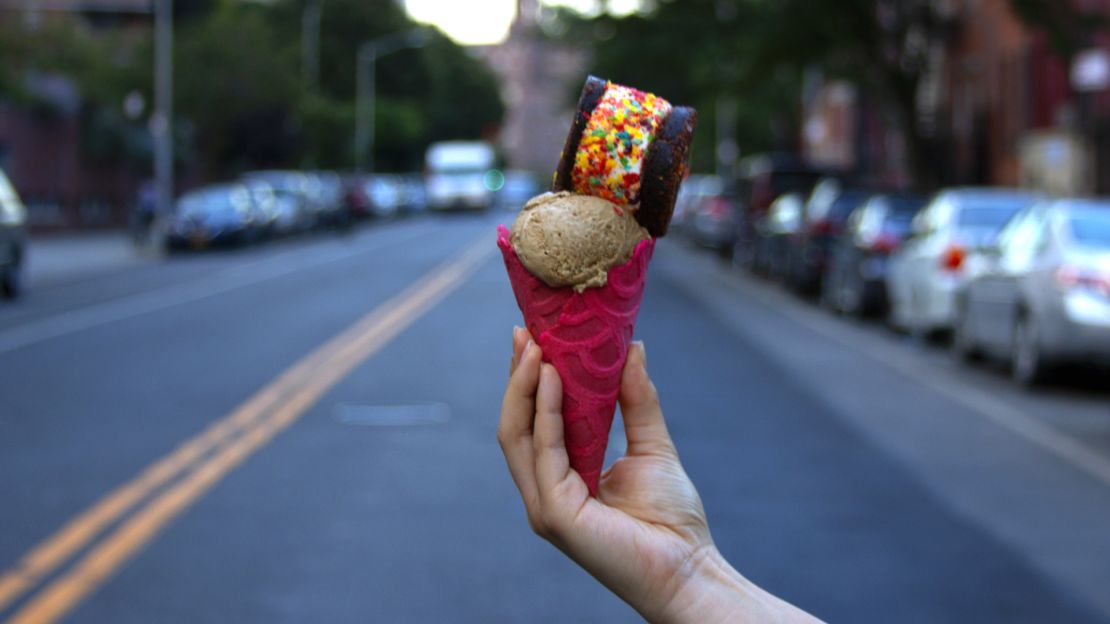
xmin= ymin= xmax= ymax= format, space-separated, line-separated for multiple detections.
xmin=477 ymin=0 xmax=587 ymax=176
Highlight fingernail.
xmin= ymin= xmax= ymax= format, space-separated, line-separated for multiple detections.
xmin=523 ymin=339 xmax=535 ymax=356
xmin=633 ymin=341 xmax=646 ymax=364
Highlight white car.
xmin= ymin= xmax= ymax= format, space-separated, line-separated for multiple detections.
xmin=955 ymin=199 xmax=1110 ymax=384
xmin=0 ymin=167 xmax=27 ymax=299
xmin=887 ymin=188 xmax=1040 ymax=336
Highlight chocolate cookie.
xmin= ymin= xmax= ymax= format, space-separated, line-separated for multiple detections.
xmin=552 ymin=75 xmax=608 ymax=193
xmin=551 ymin=76 xmax=697 ymax=238
xmin=637 ymin=106 xmax=697 ymax=237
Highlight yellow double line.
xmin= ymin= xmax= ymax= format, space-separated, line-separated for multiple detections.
xmin=0 ymin=233 xmax=493 ymax=623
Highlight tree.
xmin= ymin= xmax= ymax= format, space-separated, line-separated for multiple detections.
xmin=549 ymin=0 xmax=806 ymax=172
xmin=174 ymin=1 xmax=301 ymax=175
xmin=556 ymin=0 xmax=1096 ymax=189
xmin=265 ymin=0 xmax=504 ymax=172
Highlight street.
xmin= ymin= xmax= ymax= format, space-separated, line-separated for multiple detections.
xmin=1 ymin=213 xmax=1108 ymax=623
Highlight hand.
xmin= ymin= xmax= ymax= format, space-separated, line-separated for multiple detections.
xmin=498 ymin=328 xmax=820 ymax=623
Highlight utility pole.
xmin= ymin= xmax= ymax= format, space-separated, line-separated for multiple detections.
xmin=153 ymin=0 xmax=174 ymax=218
xmin=354 ymin=29 xmax=428 ymax=173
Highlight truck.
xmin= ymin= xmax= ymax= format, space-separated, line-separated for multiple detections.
xmin=424 ymin=141 xmax=497 ymax=212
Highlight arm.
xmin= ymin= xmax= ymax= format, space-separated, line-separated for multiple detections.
xmin=497 ymin=328 xmax=822 ymax=623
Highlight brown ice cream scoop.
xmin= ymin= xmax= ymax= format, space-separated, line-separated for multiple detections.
xmin=510 ymin=192 xmax=650 ymax=292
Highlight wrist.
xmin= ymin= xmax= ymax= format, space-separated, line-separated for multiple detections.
xmin=656 ymin=546 xmax=792 ymax=624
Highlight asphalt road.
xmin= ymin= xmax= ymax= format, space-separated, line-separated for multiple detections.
xmin=1 ymin=213 xmax=1108 ymax=623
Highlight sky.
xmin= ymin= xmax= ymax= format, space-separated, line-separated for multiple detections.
xmin=403 ymin=0 xmax=642 ymax=46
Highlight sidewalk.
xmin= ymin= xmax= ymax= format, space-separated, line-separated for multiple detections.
xmin=26 ymin=231 xmax=159 ymax=287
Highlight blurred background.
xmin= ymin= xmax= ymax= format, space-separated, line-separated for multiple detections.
xmin=1 ymin=0 xmax=1109 ymax=622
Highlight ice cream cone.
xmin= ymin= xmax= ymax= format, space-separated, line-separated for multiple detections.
xmin=498 ymin=225 xmax=654 ymax=496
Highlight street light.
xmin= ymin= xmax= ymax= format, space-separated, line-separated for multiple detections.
xmin=355 ymin=28 xmax=430 ymax=174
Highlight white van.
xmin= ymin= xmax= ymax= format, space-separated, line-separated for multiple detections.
xmin=424 ymin=141 xmax=496 ymax=211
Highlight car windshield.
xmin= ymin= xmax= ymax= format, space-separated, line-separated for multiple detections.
xmin=1068 ymin=208 xmax=1110 ymax=248
xmin=957 ymin=201 xmax=1027 ymax=231
xmin=179 ymin=190 xmax=236 ymax=216
xmin=828 ymin=191 xmax=869 ymax=221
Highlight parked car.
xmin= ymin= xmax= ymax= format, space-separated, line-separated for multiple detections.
xmin=312 ymin=171 xmax=347 ymax=227
xmin=363 ymin=175 xmax=405 ymax=219
xmin=787 ymin=178 xmax=870 ymax=294
xmin=242 ymin=171 xmax=315 ymax=233
xmin=671 ymin=174 xmax=717 ymax=237
xmin=752 ymin=192 xmax=803 ymax=279
xmin=887 ymin=187 xmax=1041 ymax=336
xmin=425 ymin=141 xmax=497 ymax=211
xmin=342 ymin=174 xmax=373 ymax=219
xmin=823 ymin=193 xmax=927 ymax=316
xmin=398 ymin=173 xmax=428 ymax=214
xmin=732 ymin=154 xmax=826 ymax=268
xmin=166 ymin=184 xmax=256 ymax=249
xmin=685 ymin=176 xmax=739 ymax=256
xmin=0 ymin=166 xmax=28 ymax=299
xmin=241 ymin=180 xmax=280 ymax=239
xmin=954 ymin=199 xmax=1110 ymax=384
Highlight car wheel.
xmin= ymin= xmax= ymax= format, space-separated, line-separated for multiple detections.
xmin=1 ymin=264 xmax=22 ymax=300
xmin=952 ymin=303 xmax=982 ymax=363
xmin=1012 ymin=312 xmax=1049 ymax=385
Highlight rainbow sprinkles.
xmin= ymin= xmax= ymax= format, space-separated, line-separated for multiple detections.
xmin=570 ymin=83 xmax=673 ymax=206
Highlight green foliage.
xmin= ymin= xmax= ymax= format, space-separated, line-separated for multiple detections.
xmin=174 ymin=1 xmax=301 ymax=173
xmin=0 ymin=18 xmax=151 ymax=166
xmin=0 ymin=0 xmax=505 ymax=177
xmin=552 ymin=0 xmax=800 ymax=169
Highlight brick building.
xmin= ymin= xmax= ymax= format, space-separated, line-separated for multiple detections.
xmin=804 ymin=0 xmax=1110 ymax=195
xmin=476 ymin=0 xmax=586 ymax=176
xmin=0 ymin=1 xmax=151 ymax=229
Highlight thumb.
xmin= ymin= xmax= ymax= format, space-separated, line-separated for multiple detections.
xmin=618 ymin=342 xmax=675 ymax=458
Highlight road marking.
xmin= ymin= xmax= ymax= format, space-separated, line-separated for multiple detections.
xmin=0 ymin=232 xmax=493 ymax=623
xmin=0 ymin=226 xmax=430 ymax=355
xmin=693 ymin=253 xmax=1110 ymax=490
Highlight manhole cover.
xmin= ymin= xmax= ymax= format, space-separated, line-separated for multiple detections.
xmin=334 ymin=402 xmax=451 ymax=427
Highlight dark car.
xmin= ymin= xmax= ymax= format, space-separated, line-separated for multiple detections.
xmin=165 ymin=184 xmax=256 ymax=250
xmin=752 ymin=192 xmax=803 ymax=279
xmin=787 ymin=178 xmax=870 ymax=294
xmin=822 ymin=193 xmax=927 ymax=316
xmin=732 ymin=154 xmax=826 ymax=268
xmin=0 ymin=166 xmax=27 ymax=299
xmin=242 ymin=171 xmax=316 ymax=233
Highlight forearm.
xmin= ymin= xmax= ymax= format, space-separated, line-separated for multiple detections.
xmin=655 ymin=547 xmax=822 ymax=624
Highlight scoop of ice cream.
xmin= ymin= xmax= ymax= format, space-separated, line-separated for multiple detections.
xmin=510 ymin=191 xmax=650 ymax=292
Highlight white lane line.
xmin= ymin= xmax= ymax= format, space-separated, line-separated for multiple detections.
xmin=0 ymin=228 xmax=430 ymax=355
xmin=691 ymin=252 xmax=1110 ymax=490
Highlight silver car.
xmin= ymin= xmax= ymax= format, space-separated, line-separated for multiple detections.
xmin=887 ymin=188 xmax=1040 ymax=336
xmin=954 ymin=199 xmax=1110 ymax=384
xmin=0 ymin=167 xmax=27 ymax=299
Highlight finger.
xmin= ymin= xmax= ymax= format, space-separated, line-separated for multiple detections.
xmin=533 ymin=363 xmax=575 ymax=497
xmin=509 ymin=326 xmax=530 ymax=375
xmin=498 ymin=340 xmax=542 ymax=512
xmin=619 ymin=342 xmax=676 ymax=457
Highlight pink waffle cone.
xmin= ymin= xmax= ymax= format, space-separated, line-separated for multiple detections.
xmin=498 ymin=225 xmax=654 ymax=496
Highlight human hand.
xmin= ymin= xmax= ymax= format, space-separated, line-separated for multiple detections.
xmin=498 ymin=328 xmax=819 ymax=623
